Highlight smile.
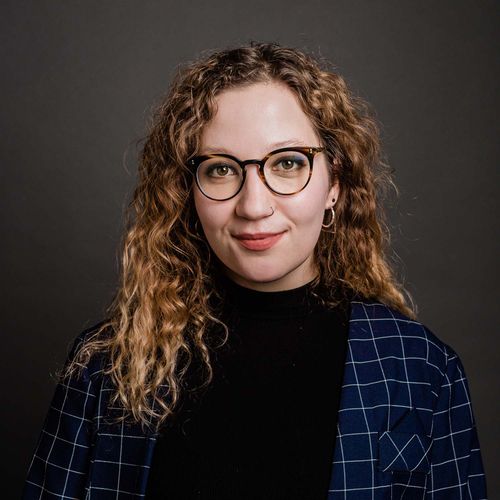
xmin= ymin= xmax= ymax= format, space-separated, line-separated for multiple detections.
xmin=233 ymin=232 xmax=286 ymax=251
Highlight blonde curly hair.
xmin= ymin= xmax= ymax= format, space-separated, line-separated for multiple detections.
xmin=63 ymin=41 xmax=416 ymax=432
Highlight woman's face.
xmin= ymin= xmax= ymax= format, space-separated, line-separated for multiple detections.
xmin=193 ymin=81 xmax=339 ymax=292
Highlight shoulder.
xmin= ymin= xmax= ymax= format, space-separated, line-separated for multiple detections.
xmin=65 ymin=319 xmax=113 ymax=381
xmin=349 ymin=298 xmax=457 ymax=383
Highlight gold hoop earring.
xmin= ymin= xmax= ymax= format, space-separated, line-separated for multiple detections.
xmin=322 ymin=207 xmax=335 ymax=230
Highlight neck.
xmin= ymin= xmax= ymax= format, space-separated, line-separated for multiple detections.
xmin=219 ymin=263 xmax=319 ymax=293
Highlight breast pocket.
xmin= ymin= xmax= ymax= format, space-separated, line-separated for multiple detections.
xmin=377 ymin=430 xmax=432 ymax=499
xmin=378 ymin=430 xmax=432 ymax=474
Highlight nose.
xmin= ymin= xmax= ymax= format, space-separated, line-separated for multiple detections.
xmin=234 ymin=164 xmax=274 ymax=219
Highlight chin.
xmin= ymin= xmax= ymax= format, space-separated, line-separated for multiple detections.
xmin=229 ymin=264 xmax=285 ymax=286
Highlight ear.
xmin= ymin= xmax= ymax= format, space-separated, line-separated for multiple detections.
xmin=325 ymin=161 xmax=340 ymax=210
xmin=325 ymin=182 xmax=340 ymax=210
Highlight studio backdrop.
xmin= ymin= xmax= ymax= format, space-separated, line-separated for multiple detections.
xmin=1 ymin=1 xmax=498 ymax=497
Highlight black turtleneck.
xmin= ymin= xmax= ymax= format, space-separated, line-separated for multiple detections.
xmin=145 ymin=272 xmax=351 ymax=500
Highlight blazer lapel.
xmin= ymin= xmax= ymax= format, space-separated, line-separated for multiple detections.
xmin=327 ymin=299 xmax=381 ymax=494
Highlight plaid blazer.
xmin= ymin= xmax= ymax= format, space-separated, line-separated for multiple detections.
xmin=23 ymin=299 xmax=488 ymax=499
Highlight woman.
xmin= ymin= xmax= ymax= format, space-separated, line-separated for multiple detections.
xmin=23 ymin=42 xmax=487 ymax=499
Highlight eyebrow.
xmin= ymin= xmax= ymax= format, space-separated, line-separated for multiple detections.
xmin=201 ymin=139 xmax=309 ymax=155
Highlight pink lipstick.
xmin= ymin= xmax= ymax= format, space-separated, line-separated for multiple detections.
xmin=233 ymin=232 xmax=285 ymax=251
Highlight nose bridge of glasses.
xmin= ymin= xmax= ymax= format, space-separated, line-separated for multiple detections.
xmin=241 ymin=158 xmax=265 ymax=169
xmin=240 ymin=159 xmax=266 ymax=181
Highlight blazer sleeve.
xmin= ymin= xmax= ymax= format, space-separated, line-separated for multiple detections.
xmin=427 ymin=344 xmax=487 ymax=499
xmin=22 ymin=332 xmax=99 ymax=499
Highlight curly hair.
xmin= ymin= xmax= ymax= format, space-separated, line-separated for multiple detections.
xmin=63 ymin=41 xmax=416 ymax=432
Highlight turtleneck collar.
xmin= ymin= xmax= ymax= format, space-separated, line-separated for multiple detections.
xmin=213 ymin=268 xmax=319 ymax=319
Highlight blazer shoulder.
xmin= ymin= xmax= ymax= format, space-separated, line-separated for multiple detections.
xmin=65 ymin=319 xmax=113 ymax=380
xmin=350 ymin=298 xmax=454 ymax=379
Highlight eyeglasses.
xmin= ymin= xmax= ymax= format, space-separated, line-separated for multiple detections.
xmin=186 ymin=146 xmax=325 ymax=201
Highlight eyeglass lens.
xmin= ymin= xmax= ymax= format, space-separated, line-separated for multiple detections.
xmin=196 ymin=150 xmax=311 ymax=200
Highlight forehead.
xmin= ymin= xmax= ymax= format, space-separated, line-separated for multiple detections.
xmin=200 ymin=81 xmax=319 ymax=156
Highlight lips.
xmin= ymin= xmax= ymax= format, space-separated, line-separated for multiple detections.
xmin=233 ymin=231 xmax=286 ymax=251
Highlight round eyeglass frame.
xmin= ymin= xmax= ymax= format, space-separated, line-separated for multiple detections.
xmin=186 ymin=146 xmax=326 ymax=201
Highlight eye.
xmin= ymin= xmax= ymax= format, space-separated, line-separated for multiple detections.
xmin=271 ymin=156 xmax=307 ymax=171
xmin=278 ymin=159 xmax=298 ymax=170
xmin=206 ymin=163 xmax=238 ymax=177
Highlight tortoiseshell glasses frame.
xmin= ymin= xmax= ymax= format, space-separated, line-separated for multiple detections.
xmin=186 ymin=146 xmax=326 ymax=201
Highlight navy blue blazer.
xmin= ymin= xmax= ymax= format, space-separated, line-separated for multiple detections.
xmin=23 ymin=298 xmax=487 ymax=498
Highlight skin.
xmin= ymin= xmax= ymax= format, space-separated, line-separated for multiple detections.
xmin=193 ymin=81 xmax=339 ymax=292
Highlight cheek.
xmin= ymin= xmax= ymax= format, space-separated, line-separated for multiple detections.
xmin=290 ymin=187 xmax=329 ymax=225
xmin=194 ymin=193 xmax=231 ymax=236
xmin=285 ymin=206 xmax=320 ymax=229
xmin=294 ymin=205 xmax=324 ymax=240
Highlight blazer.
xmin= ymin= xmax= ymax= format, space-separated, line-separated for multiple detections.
xmin=23 ymin=298 xmax=487 ymax=499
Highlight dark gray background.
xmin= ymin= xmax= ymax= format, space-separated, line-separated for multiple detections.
xmin=2 ymin=1 xmax=498 ymax=497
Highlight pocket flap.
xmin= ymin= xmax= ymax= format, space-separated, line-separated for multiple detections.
xmin=378 ymin=430 xmax=432 ymax=474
